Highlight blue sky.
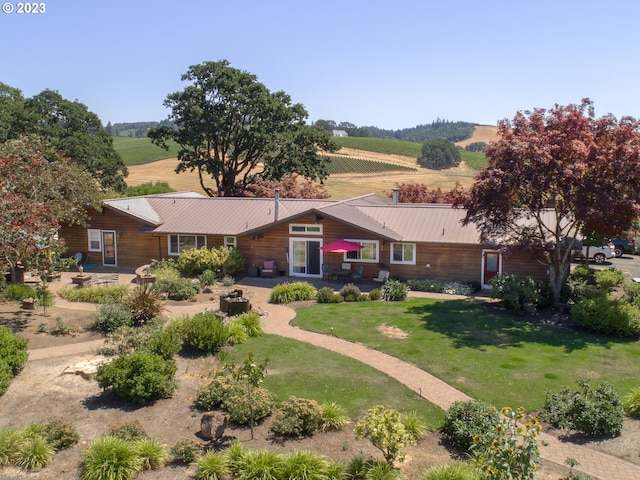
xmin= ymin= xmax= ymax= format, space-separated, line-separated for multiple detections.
xmin=2 ymin=0 xmax=640 ymax=130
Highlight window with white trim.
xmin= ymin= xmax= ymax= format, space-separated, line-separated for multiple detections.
xmin=224 ymin=236 xmax=236 ymax=248
xmin=345 ymin=239 xmax=379 ymax=262
xmin=289 ymin=224 xmax=323 ymax=235
xmin=168 ymin=235 xmax=206 ymax=255
xmin=390 ymin=243 xmax=416 ymax=265
xmin=88 ymin=229 xmax=101 ymax=252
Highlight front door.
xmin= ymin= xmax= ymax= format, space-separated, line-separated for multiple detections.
xmin=482 ymin=250 xmax=501 ymax=287
xmin=102 ymin=230 xmax=117 ymax=266
xmin=290 ymin=239 xmax=321 ymax=277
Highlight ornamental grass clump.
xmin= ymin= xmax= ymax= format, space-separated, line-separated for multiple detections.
xmin=381 ymin=279 xmax=408 ymax=301
xmin=623 ymin=386 xmax=640 ymax=418
xmin=270 ymin=282 xmax=317 ymax=304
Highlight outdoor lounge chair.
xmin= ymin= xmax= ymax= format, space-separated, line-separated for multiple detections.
xmin=321 ymin=263 xmax=332 ymax=281
xmin=350 ymin=265 xmax=364 ymax=282
xmin=373 ymin=270 xmax=389 ymax=283
xmin=261 ymin=260 xmax=277 ymax=277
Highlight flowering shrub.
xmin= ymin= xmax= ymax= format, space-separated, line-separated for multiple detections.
xmin=471 ymin=406 xmax=541 ymax=480
xmin=271 ymin=396 xmax=323 ymax=438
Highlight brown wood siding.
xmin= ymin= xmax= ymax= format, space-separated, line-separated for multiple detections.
xmin=61 ymin=208 xmax=550 ymax=283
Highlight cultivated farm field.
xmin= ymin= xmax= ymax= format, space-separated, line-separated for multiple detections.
xmin=123 ymin=126 xmax=498 ymax=199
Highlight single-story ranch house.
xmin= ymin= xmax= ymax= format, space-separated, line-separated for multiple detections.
xmin=59 ymin=191 xmax=549 ymax=288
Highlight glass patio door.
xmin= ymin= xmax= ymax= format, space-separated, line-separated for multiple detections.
xmin=290 ymin=239 xmax=321 ymax=277
xmin=102 ymin=230 xmax=117 ymax=266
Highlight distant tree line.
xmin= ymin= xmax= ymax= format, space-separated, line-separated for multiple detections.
xmin=313 ymin=118 xmax=477 ymax=143
xmin=106 ymin=120 xmax=175 ymax=138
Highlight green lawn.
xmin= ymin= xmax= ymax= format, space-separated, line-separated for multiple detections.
xmin=222 ymin=334 xmax=445 ymax=428
xmin=112 ymin=137 xmax=180 ymax=165
xmin=290 ymin=298 xmax=640 ymax=412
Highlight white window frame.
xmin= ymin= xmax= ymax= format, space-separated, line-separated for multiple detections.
xmin=168 ymin=234 xmax=206 ymax=255
xmin=390 ymin=243 xmax=416 ymax=265
xmin=224 ymin=236 xmax=237 ymax=248
xmin=289 ymin=224 xmax=323 ymax=235
xmin=88 ymin=229 xmax=102 ymax=252
xmin=344 ymin=239 xmax=379 ymax=263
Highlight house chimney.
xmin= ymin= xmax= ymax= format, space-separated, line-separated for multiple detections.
xmin=274 ymin=188 xmax=280 ymax=221
xmin=392 ymin=188 xmax=399 ymax=205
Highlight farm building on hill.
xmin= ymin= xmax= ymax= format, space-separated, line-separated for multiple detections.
xmin=59 ymin=191 xmax=549 ymax=288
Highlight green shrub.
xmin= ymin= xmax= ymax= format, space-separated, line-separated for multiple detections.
xmin=490 ymin=274 xmax=543 ymax=311
xmin=572 ymin=296 xmax=640 ymax=337
xmin=171 ymin=438 xmax=202 ymax=463
xmin=368 ymin=288 xmax=381 ymax=300
xmin=149 ymin=259 xmax=181 ymax=280
xmin=199 ymin=269 xmax=218 ymax=287
xmin=134 ymin=438 xmax=168 ymax=470
xmin=92 ymin=303 xmax=133 ymax=333
xmin=107 ymin=420 xmax=148 ymax=441
xmin=18 ymin=434 xmax=55 ymax=471
xmin=178 ymin=311 xmax=230 ymax=354
xmin=81 ymin=436 xmax=142 ymax=480
xmin=441 ymin=399 xmax=501 ymax=452
xmin=196 ymin=374 xmax=237 ymax=410
xmin=319 ymin=401 xmax=349 ymax=432
xmin=224 ymin=386 xmax=275 ymax=425
xmin=271 ymin=396 xmax=323 ymax=438
xmin=96 ymin=351 xmax=178 ymax=404
xmin=128 ymin=284 xmax=165 ymax=325
xmin=382 ymin=279 xmax=408 ymax=301
xmin=316 ymin=287 xmax=335 ymax=304
xmin=270 ymin=282 xmax=318 ymax=304
xmin=543 ymin=379 xmax=624 ymax=437
xmin=39 ymin=417 xmax=80 ymax=451
xmin=58 ymin=285 xmax=130 ymax=304
xmin=101 ymin=318 xmax=167 ymax=356
xmin=569 ymin=264 xmax=593 ymax=283
xmin=194 ymin=449 xmax=229 ymax=480
xmin=407 ymin=279 xmax=474 ymax=296
xmin=594 ymin=268 xmax=625 ymax=291
xmin=145 ymin=328 xmax=182 ymax=359
xmin=329 ymin=293 xmax=344 ymax=303
xmin=421 ymin=462 xmax=482 ymax=480
xmin=233 ymin=311 xmax=263 ymax=337
xmin=4 ymin=284 xmax=39 ymax=302
xmin=177 ymin=247 xmax=215 ymax=275
xmin=623 ymin=387 xmax=640 ymax=418
xmin=0 ymin=326 xmax=28 ymax=395
xmin=152 ymin=277 xmax=200 ymax=301
xmin=339 ymin=283 xmax=362 ymax=302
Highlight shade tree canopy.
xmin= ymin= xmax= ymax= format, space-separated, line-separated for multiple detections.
xmin=459 ymin=99 xmax=640 ymax=303
xmin=418 ymin=138 xmax=461 ymax=169
xmin=148 ymin=60 xmax=339 ymax=197
xmin=0 ymin=83 xmax=127 ymax=192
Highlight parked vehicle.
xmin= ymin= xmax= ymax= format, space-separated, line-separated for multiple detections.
xmin=611 ymin=238 xmax=636 ymax=257
xmin=575 ymin=242 xmax=616 ymax=264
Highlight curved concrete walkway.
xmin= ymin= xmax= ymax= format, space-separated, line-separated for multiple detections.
xmin=28 ymin=275 xmax=640 ymax=479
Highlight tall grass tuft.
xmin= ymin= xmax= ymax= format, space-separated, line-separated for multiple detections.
xmin=134 ymin=438 xmax=168 ymax=470
xmin=235 ymin=448 xmax=283 ymax=480
xmin=319 ymin=401 xmax=350 ymax=432
xmin=81 ymin=436 xmax=142 ymax=480
xmin=280 ymin=449 xmax=331 ymax=480
xmin=420 ymin=461 xmax=482 ymax=480
xmin=17 ymin=435 xmax=55 ymax=471
xmin=0 ymin=428 xmax=26 ymax=466
xmin=270 ymin=282 xmax=317 ymax=304
xmin=194 ymin=449 xmax=230 ymax=480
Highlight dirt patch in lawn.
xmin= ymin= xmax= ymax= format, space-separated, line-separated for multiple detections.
xmin=0 ymin=296 xmax=635 ymax=479
xmin=377 ymin=324 xmax=409 ymax=339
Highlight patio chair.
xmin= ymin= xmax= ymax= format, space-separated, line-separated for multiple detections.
xmin=321 ymin=263 xmax=332 ymax=282
xmin=373 ymin=270 xmax=389 ymax=283
xmin=350 ymin=265 xmax=364 ymax=282
xmin=261 ymin=260 xmax=277 ymax=277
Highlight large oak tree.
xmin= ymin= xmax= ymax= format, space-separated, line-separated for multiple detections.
xmin=148 ymin=60 xmax=339 ymax=197
xmin=459 ymin=99 xmax=640 ymax=304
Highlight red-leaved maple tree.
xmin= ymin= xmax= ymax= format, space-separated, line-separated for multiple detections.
xmin=459 ymin=99 xmax=640 ymax=304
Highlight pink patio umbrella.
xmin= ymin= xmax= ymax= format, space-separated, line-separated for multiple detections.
xmin=319 ymin=239 xmax=363 ymax=253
